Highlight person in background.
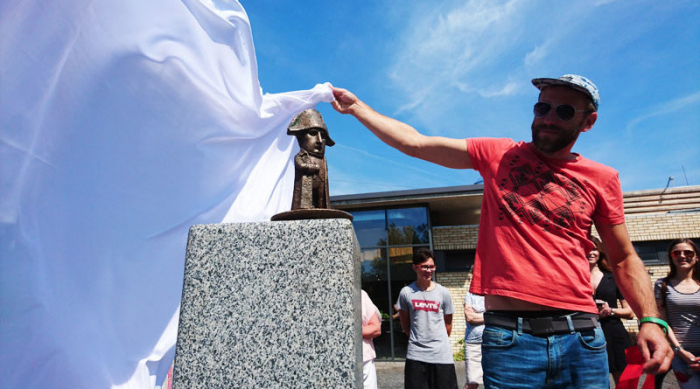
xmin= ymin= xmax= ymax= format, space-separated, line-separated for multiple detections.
xmin=654 ymin=238 xmax=700 ymax=389
xmin=362 ymin=289 xmax=382 ymax=389
xmin=392 ymin=299 xmax=401 ymax=320
xmin=588 ymin=236 xmax=634 ymax=384
xmin=463 ymin=292 xmax=485 ymax=389
xmin=398 ymin=248 xmax=458 ymax=389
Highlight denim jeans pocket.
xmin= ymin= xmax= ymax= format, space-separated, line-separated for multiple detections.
xmin=577 ymin=327 xmax=607 ymax=350
xmin=482 ymin=325 xmax=517 ymax=349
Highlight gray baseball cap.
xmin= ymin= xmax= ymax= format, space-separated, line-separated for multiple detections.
xmin=532 ymin=74 xmax=600 ymax=110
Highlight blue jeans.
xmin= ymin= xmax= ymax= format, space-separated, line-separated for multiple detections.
xmin=481 ymin=322 xmax=609 ymax=388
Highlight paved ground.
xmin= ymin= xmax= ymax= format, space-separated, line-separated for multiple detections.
xmin=375 ymin=361 xmax=679 ymax=388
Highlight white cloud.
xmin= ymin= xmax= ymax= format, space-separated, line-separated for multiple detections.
xmin=524 ymin=41 xmax=550 ymax=68
xmin=383 ymin=0 xmax=601 ymax=134
xmin=477 ymin=81 xmax=520 ymax=98
xmin=626 ymin=90 xmax=700 ymax=133
xmin=387 ymin=0 xmax=525 ymax=103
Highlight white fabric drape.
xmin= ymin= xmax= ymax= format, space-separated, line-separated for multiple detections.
xmin=0 ymin=0 xmax=333 ymax=387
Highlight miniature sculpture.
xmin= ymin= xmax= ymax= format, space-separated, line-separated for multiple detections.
xmin=289 ymin=108 xmax=334 ymax=210
xmin=271 ymin=109 xmax=352 ymax=221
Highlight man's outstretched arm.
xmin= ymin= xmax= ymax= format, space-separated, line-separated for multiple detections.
xmin=596 ymin=222 xmax=673 ymax=374
xmin=331 ymin=86 xmax=473 ymax=170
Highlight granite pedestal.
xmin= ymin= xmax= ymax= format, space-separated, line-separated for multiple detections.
xmin=173 ymin=218 xmax=362 ymax=388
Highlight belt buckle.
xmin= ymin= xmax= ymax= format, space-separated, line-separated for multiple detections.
xmin=529 ymin=317 xmax=554 ymax=336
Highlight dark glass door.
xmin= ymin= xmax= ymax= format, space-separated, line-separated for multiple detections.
xmin=352 ymin=207 xmax=430 ymax=360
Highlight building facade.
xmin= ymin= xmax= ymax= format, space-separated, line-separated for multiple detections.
xmin=331 ymin=184 xmax=700 ymax=359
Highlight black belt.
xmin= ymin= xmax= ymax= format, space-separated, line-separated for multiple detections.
xmin=484 ymin=311 xmax=599 ymax=337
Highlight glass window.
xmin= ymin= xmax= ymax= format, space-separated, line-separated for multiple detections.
xmin=349 ymin=206 xmax=430 ymax=360
xmin=361 ymin=248 xmax=388 ymax=287
xmin=387 ymin=207 xmax=429 ymax=245
xmin=352 ymin=210 xmax=387 ymax=247
xmin=359 ymin=248 xmax=394 ymax=359
xmin=435 ymin=249 xmax=476 ymax=272
xmin=633 ymin=240 xmax=672 ymax=264
xmin=385 ymin=246 xmax=424 ymax=359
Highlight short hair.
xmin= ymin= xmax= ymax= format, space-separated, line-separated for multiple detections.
xmin=413 ymin=248 xmax=434 ymax=265
xmin=585 ymin=99 xmax=597 ymax=113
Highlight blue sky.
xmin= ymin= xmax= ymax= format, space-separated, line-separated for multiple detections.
xmin=244 ymin=0 xmax=700 ymax=195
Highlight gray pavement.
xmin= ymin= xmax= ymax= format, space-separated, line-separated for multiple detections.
xmin=375 ymin=361 xmax=679 ymax=389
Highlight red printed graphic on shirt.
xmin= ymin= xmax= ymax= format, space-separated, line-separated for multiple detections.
xmin=412 ymin=300 xmax=440 ymax=313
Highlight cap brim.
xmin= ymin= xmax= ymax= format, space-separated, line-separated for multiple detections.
xmin=531 ymin=78 xmax=594 ymax=103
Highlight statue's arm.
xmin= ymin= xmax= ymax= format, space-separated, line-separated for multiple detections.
xmin=295 ymin=154 xmax=321 ymax=173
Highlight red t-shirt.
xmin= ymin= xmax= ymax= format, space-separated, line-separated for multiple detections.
xmin=467 ymin=138 xmax=625 ymax=313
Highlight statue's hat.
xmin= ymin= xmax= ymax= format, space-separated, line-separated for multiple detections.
xmin=287 ymin=109 xmax=335 ymax=146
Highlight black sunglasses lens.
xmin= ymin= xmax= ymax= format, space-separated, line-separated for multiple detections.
xmin=555 ymin=105 xmax=576 ymax=121
xmin=533 ymin=102 xmax=551 ymax=117
xmin=673 ymin=250 xmax=696 ymax=257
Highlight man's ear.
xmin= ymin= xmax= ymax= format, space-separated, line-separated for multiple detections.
xmin=580 ymin=111 xmax=597 ymax=133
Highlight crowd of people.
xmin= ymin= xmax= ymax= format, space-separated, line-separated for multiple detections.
xmin=345 ymin=74 xmax=697 ymax=388
xmin=361 ymin=240 xmax=699 ymax=389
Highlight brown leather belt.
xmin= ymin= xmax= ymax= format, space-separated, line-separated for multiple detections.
xmin=484 ymin=311 xmax=600 ymax=337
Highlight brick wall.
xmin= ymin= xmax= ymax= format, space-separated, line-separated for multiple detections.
xmin=435 ymin=271 xmax=471 ymax=354
xmin=434 ymin=213 xmax=700 ymax=251
xmin=433 ymin=225 xmax=479 ymax=250
xmin=626 ymin=213 xmax=700 ymax=241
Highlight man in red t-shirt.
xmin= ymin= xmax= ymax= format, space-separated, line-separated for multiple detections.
xmin=331 ymin=75 xmax=672 ymax=387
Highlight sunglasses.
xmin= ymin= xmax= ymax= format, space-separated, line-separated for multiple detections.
xmin=671 ymin=250 xmax=696 ymax=258
xmin=533 ymin=102 xmax=592 ymax=121
xmin=417 ymin=265 xmax=436 ymax=271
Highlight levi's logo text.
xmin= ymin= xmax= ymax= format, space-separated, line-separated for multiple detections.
xmin=412 ymin=300 xmax=440 ymax=312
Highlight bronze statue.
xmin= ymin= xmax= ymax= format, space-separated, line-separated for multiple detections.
xmin=271 ymin=109 xmax=352 ymax=221
xmin=288 ymin=109 xmax=334 ymax=210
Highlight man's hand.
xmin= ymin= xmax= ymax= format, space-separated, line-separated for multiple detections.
xmin=330 ymin=86 xmax=359 ymax=115
xmin=637 ymin=323 xmax=673 ymax=375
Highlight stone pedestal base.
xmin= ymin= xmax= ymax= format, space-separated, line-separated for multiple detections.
xmin=173 ymin=219 xmax=361 ymax=389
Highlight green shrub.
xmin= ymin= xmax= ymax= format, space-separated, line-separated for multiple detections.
xmin=453 ymin=339 xmax=465 ymax=361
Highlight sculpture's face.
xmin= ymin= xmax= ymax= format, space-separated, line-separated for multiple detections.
xmin=298 ymin=128 xmax=326 ymax=155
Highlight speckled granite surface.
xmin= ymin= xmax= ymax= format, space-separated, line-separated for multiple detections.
xmin=173 ymin=219 xmax=362 ymax=389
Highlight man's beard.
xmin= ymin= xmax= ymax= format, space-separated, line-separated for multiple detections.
xmin=531 ymin=122 xmax=582 ymax=154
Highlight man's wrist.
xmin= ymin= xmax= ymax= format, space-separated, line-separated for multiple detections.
xmin=639 ymin=317 xmax=669 ymax=335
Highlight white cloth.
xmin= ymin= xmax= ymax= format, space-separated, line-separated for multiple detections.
xmin=0 ymin=0 xmax=333 ymax=388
